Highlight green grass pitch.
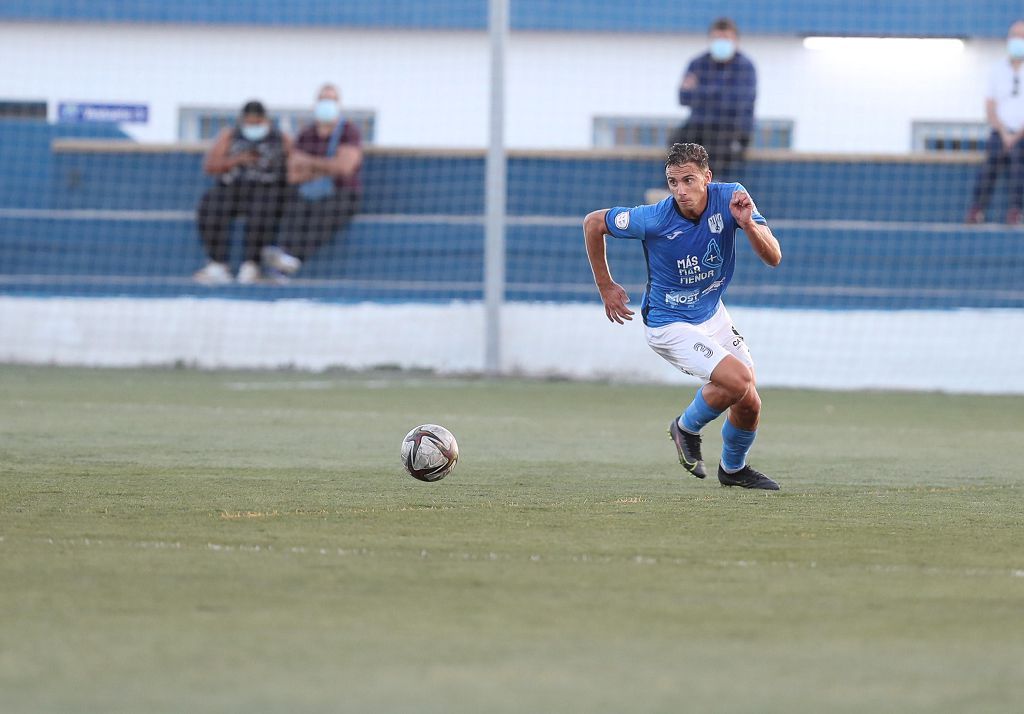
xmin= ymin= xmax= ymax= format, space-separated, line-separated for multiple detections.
xmin=1 ymin=365 xmax=1022 ymax=712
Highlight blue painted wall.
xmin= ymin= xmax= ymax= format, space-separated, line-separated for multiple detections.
xmin=2 ymin=135 xmax=1022 ymax=309
xmin=0 ymin=0 xmax=1016 ymax=37
xmin=45 ymin=149 xmax=998 ymax=224
xmin=0 ymin=121 xmax=127 ymax=210
xmin=0 ymin=0 xmax=486 ymax=30
xmin=3 ymin=213 xmax=1021 ymax=310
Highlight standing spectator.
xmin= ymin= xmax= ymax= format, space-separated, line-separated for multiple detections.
xmin=668 ymin=17 xmax=757 ymax=182
xmin=261 ymin=84 xmax=363 ymax=281
xmin=967 ymin=20 xmax=1024 ymax=225
xmin=193 ymin=100 xmax=290 ymax=285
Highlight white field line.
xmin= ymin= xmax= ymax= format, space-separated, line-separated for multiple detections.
xmin=3 ymin=535 xmax=1022 ymax=578
xmin=8 ymin=398 xmax=391 ymax=419
xmin=222 ymin=380 xmax=343 ymax=391
xmin=222 ymin=377 xmax=509 ymax=391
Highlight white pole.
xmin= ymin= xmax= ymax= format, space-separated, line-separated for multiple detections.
xmin=484 ymin=0 xmax=508 ymax=375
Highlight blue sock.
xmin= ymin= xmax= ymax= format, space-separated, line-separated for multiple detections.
xmin=721 ymin=419 xmax=757 ymax=473
xmin=679 ymin=387 xmax=723 ymax=434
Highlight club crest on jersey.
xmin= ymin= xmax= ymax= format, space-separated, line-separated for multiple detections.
xmin=702 ymin=239 xmax=723 ymax=268
xmin=708 ymin=213 xmax=724 ymax=234
xmin=614 ymin=212 xmax=630 ymax=230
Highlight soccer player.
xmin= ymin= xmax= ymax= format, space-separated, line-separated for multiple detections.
xmin=583 ymin=142 xmax=782 ymax=489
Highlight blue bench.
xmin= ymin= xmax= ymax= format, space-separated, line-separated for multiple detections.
xmin=2 ymin=135 xmax=1023 ymax=308
xmin=2 ymin=212 xmax=1021 ymax=309
xmin=44 ymin=145 xmax=1012 ymax=224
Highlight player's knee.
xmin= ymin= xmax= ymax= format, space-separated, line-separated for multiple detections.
xmin=725 ymin=386 xmax=760 ymax=430
xmin=734 ymin=387 xmax=761 ymax=422
xmin=714 ymin=361 xmax=754 ymax=404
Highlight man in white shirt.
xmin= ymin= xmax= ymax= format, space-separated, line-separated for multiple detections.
xmin=968 ymin=20 xmax=1024 ymax=225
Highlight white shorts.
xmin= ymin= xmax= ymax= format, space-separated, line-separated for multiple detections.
xmin=645 ymin=303 xmax=754 ymax=382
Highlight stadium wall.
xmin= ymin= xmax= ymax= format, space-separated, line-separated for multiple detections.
xmin=3 ymin=298 xmax=1022 ymax=394
xmin=0 ymin=22 xmax=1006 ymax=152
xmin=3 ymin=141 xmax=1023 ymax=394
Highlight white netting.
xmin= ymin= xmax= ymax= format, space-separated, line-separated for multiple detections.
xmin=0 ymin=1 xmax=1021 ymax=392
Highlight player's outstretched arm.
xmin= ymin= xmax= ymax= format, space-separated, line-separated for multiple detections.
xmin=729 ymin=189 xmax=782 ymax=267
xmin=583 ymin=209 xmax=635 ymax=324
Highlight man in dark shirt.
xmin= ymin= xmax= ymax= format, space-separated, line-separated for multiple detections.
xmin=262 ymin=83 xmax=363 ymax=281
xmin=194 ymin=100 xmax=290 ymax=285
xmin=668 ymin=18 xmax=757 ymax=182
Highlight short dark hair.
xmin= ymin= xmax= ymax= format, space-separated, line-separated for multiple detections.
xmin=240 ymin=100 xmax=267 ymax=118
xmin=709 ymin=17 xmax=738 ymax=35
xmin=666 ymin=143 xmax=710 ymax=172
xmin=317 ymin=83 xmax=340 ymax=97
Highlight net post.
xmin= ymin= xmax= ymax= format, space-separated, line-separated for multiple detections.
xmin=484 ymin=0 xmax=508 ymax=375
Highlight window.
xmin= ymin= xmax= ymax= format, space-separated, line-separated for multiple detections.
xmin=911 ymin=121 xmax=988 ymax=153
xmin=179 ymin=106 xmax=376 ymax=143
xmin=0 ymin=99 xmax=47 ymax=120
xmin=593 ymin=116 xmax=793 ymax=149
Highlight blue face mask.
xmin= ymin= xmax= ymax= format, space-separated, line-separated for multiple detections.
xmin=314 ymin=99 xmax=341 ymax=123
xmin=240 ymin=123 xmax=269 ymax=142
xmin=710 ymin=38 xmax=736 ymax=62
xmin=1009 ymin=37 xmax=1024 ymax=60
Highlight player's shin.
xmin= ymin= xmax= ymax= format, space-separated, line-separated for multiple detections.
xmin=680 ymin=386 xmax=723 ymax=433
xmin=720 ymin=418 xmax=757 ymax=473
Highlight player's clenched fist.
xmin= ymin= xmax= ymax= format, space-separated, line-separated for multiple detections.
xmin=729 ymin=188 xmax=755 ymax=226
xmin=599 ymin=282 xmax=634 ymax=324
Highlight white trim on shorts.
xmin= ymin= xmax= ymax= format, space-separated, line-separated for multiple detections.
xmin=644 ymin=302 xmax=754 ymax=382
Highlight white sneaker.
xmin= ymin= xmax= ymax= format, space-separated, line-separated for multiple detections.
xmin=237 ymin=260 xmax=261 ymax=284
xmin=261 ymin=245 xmax=302 ymax=275
xmin=263 ymin=268 xmax=291 ymax=285
xmin=193 ymin=261 xmax=232 ymax=285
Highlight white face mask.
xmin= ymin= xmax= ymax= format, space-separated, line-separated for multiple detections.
xmin=1009 ymin=37 xmax=1024 ymax=60
xmin=710 ymin=38 xmax=736 ymax=62
xmin=240 ymin=123 xmax=269 ymax=142
xmin=314 ymin=99 xmax=341 ymax=123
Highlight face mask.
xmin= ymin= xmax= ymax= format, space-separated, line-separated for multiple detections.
xmin=240 ymin=123 xmax=269 ymax=142
xmin=1009 ymin=37 xmax=1024 ymax=60
xmin=314 ymin=99 xmax=341 ymax=123
xmin=710 ymin=38 xmax=736 ymax=62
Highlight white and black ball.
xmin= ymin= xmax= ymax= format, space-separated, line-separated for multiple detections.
xmin=401 ymin=424 xmax=459 ymax=482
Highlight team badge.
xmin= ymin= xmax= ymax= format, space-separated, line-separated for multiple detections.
xmin=708 ymin=213 xmax=723 ymax=233
xmin=702 ymin=239 xmax=723 ymax=268
xmin=614 ymin=212 xmax=630 ymax=230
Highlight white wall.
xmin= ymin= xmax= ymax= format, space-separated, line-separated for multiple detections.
xmin=3 ymin=297 xmax=1022 ymax=394
xmin=0 ymin=22 xmax=1005 ymax=152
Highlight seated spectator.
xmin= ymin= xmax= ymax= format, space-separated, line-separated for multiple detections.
xmin=193 ymin=100 xmax=291 ymax=285
xmin=967 ymin=20 xmax=1024 ymax=225
xmin=261 ymin=84 xmax=362 ymax=281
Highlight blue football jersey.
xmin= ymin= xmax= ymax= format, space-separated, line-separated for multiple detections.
xmin=604 ymin=182 xmax=766 ymax=327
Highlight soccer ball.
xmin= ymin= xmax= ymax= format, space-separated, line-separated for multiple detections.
xmin=401 ymin=424 xmax=459 ymax=482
